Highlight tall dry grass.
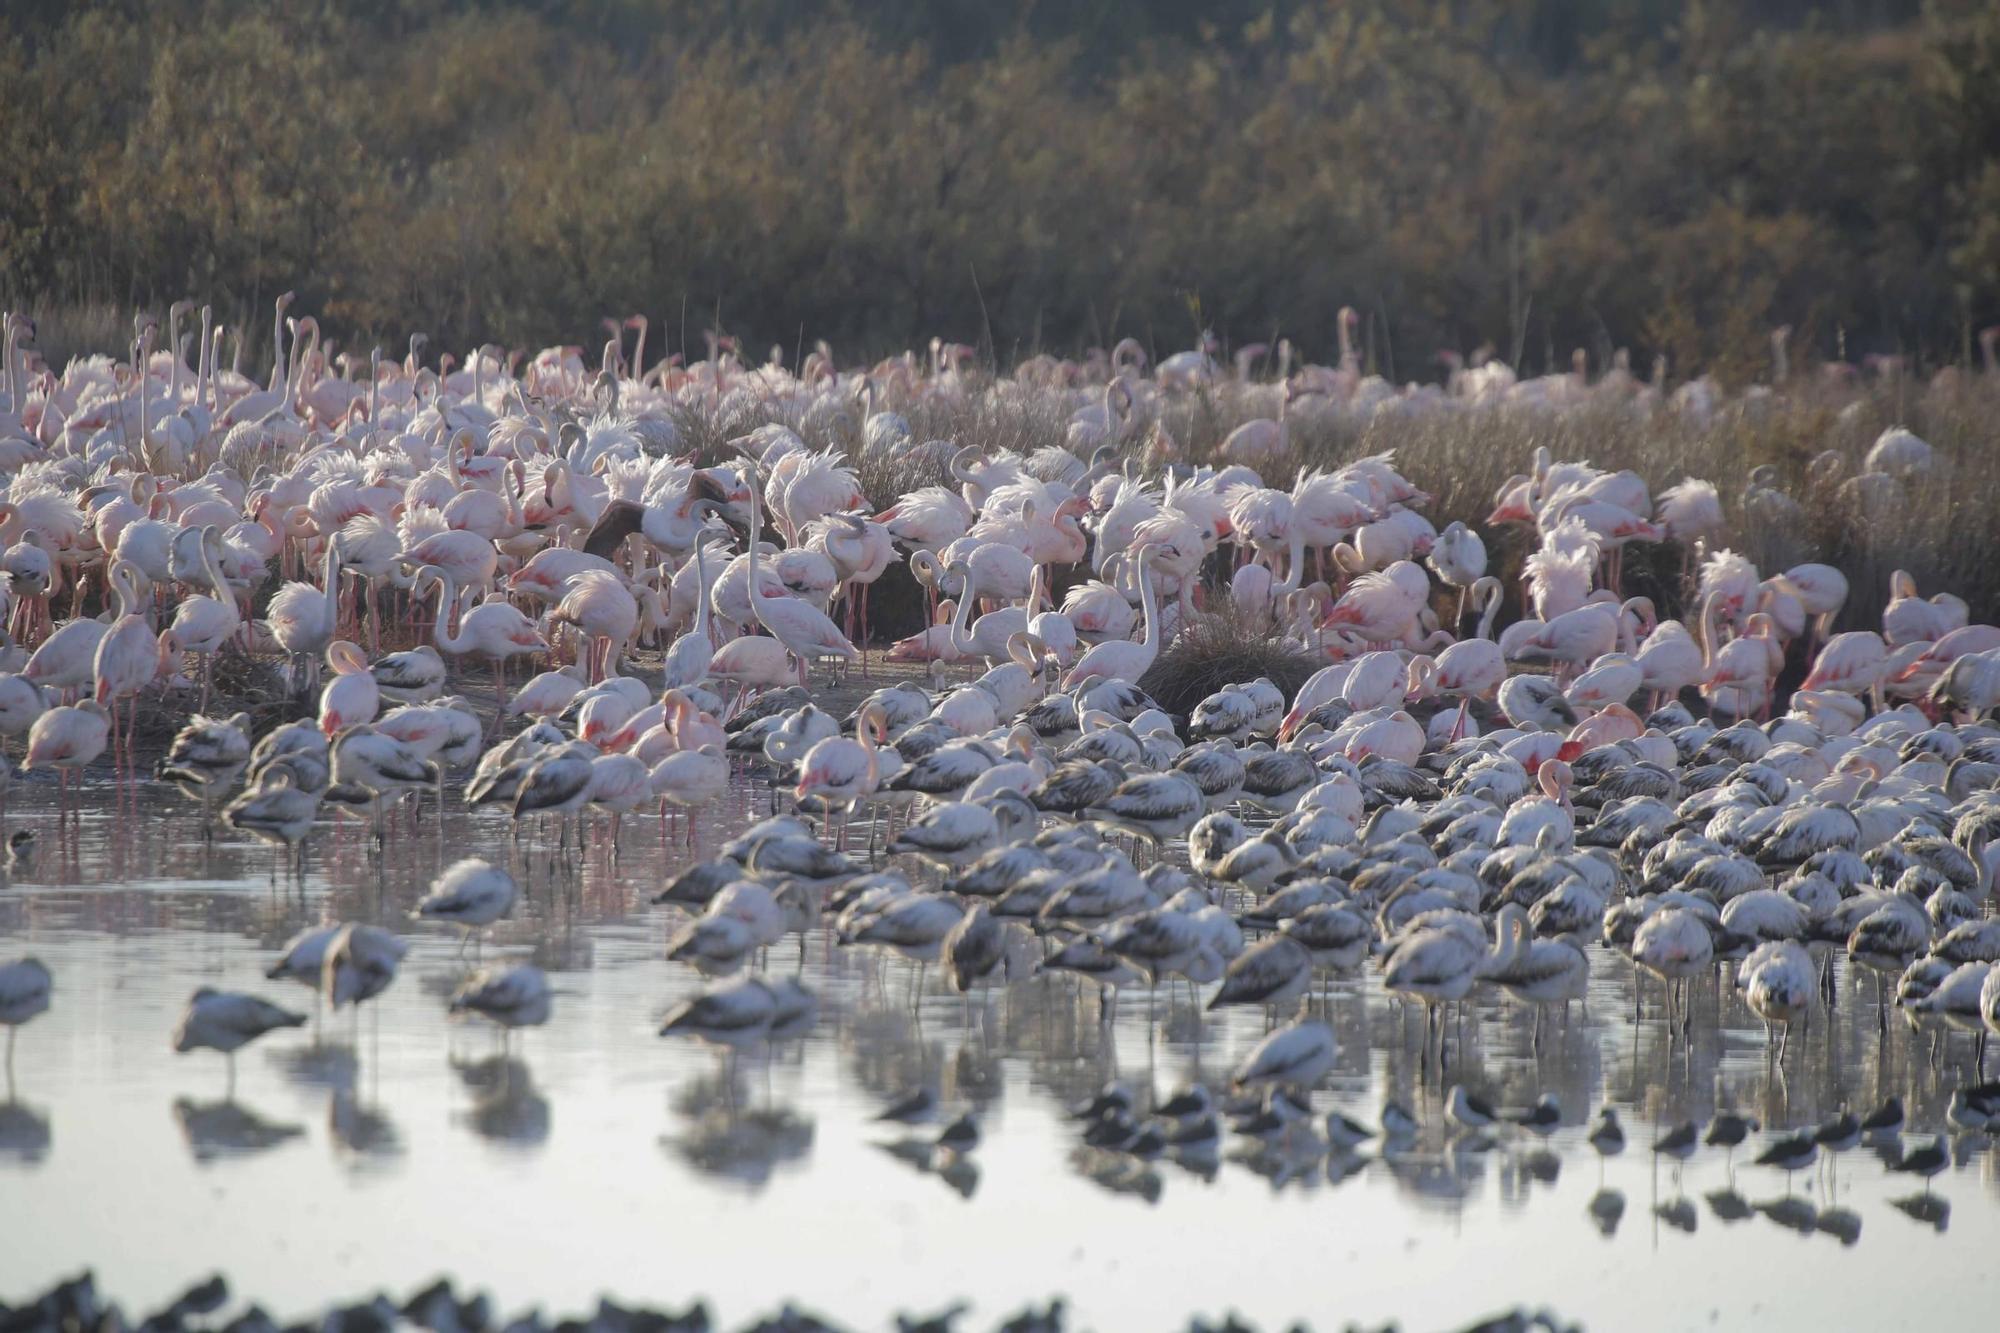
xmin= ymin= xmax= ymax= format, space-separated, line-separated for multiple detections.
xmin=669 ymin=370 xmax=2000 ymax=640
xmin=16 ymin=303 xmax=133 ymax=373
xmin=914 ymin=376 xmax=2000 ymax=635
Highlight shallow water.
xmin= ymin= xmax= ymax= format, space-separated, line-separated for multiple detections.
xmin=4 ymin=773 xmax=2000 ymax=1331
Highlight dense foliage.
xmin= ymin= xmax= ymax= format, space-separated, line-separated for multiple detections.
xmin=4 ymin=0 xmax=1996 ymax=381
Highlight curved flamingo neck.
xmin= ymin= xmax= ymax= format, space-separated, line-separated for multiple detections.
xmin=198 ymin=534 xmax=230 ymax=602
xmin=1699 ymin=591 xmax=1723 ymax=669
xmin=1136 ymin=553 xmax=1161 ymax=653
xmin=429 ymin=570 xmax=466 ymax=651
xmin=948 ymin=566 xmax=979 ymax=653
xmin=745 ymin=480 xmax=782 ymax=640
xmin=319 ymin=539 xmax=341 ymax=628
xmin=1476 ymin=583 xmax=1503 ymax=640
xmin=690 ymin=540 xmax=714 ymax=638
xmin=1277 ymin=526 xmax=1306 ymax=595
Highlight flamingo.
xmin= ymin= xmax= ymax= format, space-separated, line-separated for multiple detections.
xmin=317 ymin=641 xmax=380 ymax=736
xmin=25 ymin=696 xmax=109 ymax=800
xmin=449 ymin=964 xmax=553 ymax=1037
xmin=414 ymin=858 xmax=519 ymax=952
xmin=547 ymin=569 xmax=639 ymax=682
xmin=1802 ymin=631 xmax=1889 ymax=698
xmin=1632 ymin=906 xmax=1714 ymax=1036
xmin=1321 ymin=561 xmax=1429 ymax=647
xmin=1384 ymin=905 xmax=1525 ymax=1046
xmin=1428 ymin=521 xmax=1487 ymax=626
xmin=649 ymin=744 xmax=728 ymax=846
xmin=659 ymin=535 xmax=720 ymax=690
xmin=167 ymin=526 xmax=240 ymax=710
xmin=420 ymin=567 xmax=547 ymax=726
xmin=796 ymin=703 xmax=886 ymax=848
xmin=1061 ymin=547 xmax=1162 ymax=688
xmin=1739 ymin=940 xmax=1815 ymax=1060
xmin=172 ymin=989 xmax=306 ymax=1093
xmin=267 ymin=535 xmax=346 ymax=692
xmin=745 ymin=471 xmax=857 ymax=685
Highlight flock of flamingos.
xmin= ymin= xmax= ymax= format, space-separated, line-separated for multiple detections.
xmin=1 ymin=299 xmax=1999 ymax=1193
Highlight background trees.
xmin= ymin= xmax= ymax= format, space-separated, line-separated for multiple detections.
xmin=4 ymin=0 xmax=1992 ymax=382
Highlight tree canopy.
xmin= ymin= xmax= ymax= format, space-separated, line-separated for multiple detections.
xmin=3 ymin=0 xmax=1994 ymax=382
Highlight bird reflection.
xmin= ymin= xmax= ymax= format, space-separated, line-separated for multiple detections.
xmin=1382 ymin=1146 xmax=1482 ymax=1207
xmin=664 ymin=1069 xmax=812 ymax=1188
xmin=329 ymin=1087 xmax=403 ymax=1165
xmin=269 ymin=1040 xmax=358 ymax=1095
xmin=1754 ymin=1194 xmax=1818 ymax=1235
xmin=1654 ymin=1196 xmax=1697 ymax=1233
xmin=1229 ymin=1137 xmax=1327 ymax=1193
xmin=173 ymin=1097 xmax=305 ymax=1163
xmin=1889 ymin=1193 xmax=1950 ymax=1231
xmin=0 ymin=1097 xmax=51 ymax=1165
xmin=1704 ymin=1189 xmax=1752 ymax=1223
xmin=1587 ymin=1188 xmax=1624 ymax=1237
xmin=948 ymin=1038 xmax=1003 ymax=1111
xmin=1815 ymin=1207 xmax=1862 ymax=1246
xmin=872 ymin=1136 xmax=979 ymax=1200
xmin=1069 ymin=1145 xmax=1162 ymax=1204
xmin=1322 ymin=1149 xmax=1367 ymax=1187
xmin=452 ymin=1055 xmax=551 ymax=1148
xmin=935 ymin=1152 xmax=979 ymax=1199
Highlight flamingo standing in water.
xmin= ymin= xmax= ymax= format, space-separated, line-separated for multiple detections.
xmin=420 ymin=567 xmax=547 ymax=728
xmin=547 ymin=569 xmax=639 ymax=682
xmin=795 ymin=701 xmax=887 ymax=848
xmin=93 ymin=575 xmax=172 ymax=774
xmin=267 ymin=534 xmax=345 ymax=693
xmin=745 ymin=471 xmax=857 ymax=686
xmin=24 ymin=699 xmax=111 ymax=800
xmin=649 ymin=744 xmax=728 ymax=847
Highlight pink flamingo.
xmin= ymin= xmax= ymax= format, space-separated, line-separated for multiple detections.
xmin=547 ymin=569 xmax=639 ymax=682
xmin=745 ymin=478 xmax=857 ymax=686
xmin=1320 ymin=561 xmax=1428 ymax=648
xmin=421 ymin=567 xmax=547 ymax=729
xmin=1802 ymin=630 xmax=1890 ymax=704
xmin=1061 ymin=547 xmax=1162 ymax=688
xmin=25 ymin=699 xmax=111 ymax=803
xmin=318 ymin=641 xmax=380 ymax=736
xmin=267 ymin=535 xmax=345 ymax=693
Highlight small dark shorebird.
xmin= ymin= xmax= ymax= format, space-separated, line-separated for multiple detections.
xmin=1508 ymin=1093 xmax=1561 ymax=1133
xmin=1755 ymin=1130 xmax=1820 ymax=1179
xmin=935 ymin=1111 xmax=980 ymax=1155
xmin=1890 ymin=1135 xmax=1948 ymax=1189
xmin=1859 ymin=1097 xmax=1905 ymax=1138
xmin=1447 ymin=1085 xmax=1498 ymax=1130
xmin=1814 ymin=1110 xmax=1861 ymax=1155
xmin=1705 ymin=1111 xmax=1759 ymax=1165
xmin=1654 ymin=1120 xmax=1699 ymax=1160
xmin=1588 ymin=1107 xmax=1625 ymax=1157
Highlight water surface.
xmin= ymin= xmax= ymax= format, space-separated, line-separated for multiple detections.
xmin=4 ymin=776 xmax=1998 ymax=1330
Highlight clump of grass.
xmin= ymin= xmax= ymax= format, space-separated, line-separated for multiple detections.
xmin=21 ymin=301 xmax=132 ymax=372
xmin=1137 ymin=606 xmax=1321 ymax=721
xmin=1106 ymin=378 xmax=2000 ymax=634
xmin=130 ymin=650 xmax=295 ymax=746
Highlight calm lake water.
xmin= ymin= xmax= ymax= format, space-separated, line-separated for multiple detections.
xmin=4 ymin=773 xmax=1999 ymax=1331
